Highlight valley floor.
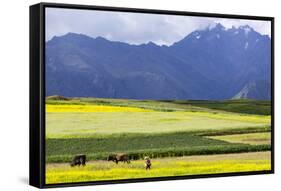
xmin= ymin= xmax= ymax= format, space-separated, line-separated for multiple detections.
xmin=45 ymin=98 xmax=272 ymax=184
xmin=46 ymin=151 xmax=271 ymax=184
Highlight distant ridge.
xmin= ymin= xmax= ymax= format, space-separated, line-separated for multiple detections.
xmin=46 ymin=24 xmax=271 ymax=100
xmin=46 ymin=95 xmax=70 ymax=101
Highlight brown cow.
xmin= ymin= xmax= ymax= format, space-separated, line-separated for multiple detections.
xmin=70 ymin=154 xmax=86 ymax=167
xmin=107 ymin=153 xmax=130 ymax=164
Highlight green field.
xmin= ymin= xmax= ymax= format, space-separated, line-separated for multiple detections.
xmin=45 ymin=97 xmax=271 ymax=184
xmin=209 ymin=132 xmax=271 ymax=145
xmin=161 ymin=99 xmax=271 ymax=115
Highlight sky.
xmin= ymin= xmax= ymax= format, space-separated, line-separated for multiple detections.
xmin=46 ymin=7 xmax=271 ymax=46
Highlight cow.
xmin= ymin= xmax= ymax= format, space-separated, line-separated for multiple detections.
xmin=107 ymin=153 xmax=130 ymax=164
xmin=144 ymin=156 xmax=151 ymax=170
xmin=70 ymin=154 xmax=86 ymax=167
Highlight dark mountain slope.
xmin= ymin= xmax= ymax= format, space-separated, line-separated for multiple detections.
xmin=46 ymin=25 xmax=271 ymax=100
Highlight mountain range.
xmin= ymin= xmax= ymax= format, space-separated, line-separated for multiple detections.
xmin=46 ymin=23 xmax=271 ymax=100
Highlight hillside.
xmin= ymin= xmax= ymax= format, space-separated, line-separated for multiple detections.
xmin=46 ymin=24 xmax=271 ymax=100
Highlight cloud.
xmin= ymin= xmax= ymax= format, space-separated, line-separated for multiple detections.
xmin=46 ymin=8 xmax=271 ymax=45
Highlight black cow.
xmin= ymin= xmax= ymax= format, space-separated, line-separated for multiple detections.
xmin=70 ymin=154 xmax=86 ymax=167
xmin=107 ymin=153 xmax=130 ymax=164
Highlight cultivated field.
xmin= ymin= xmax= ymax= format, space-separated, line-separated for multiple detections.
xmin=46 ymin=152 xmax=271 ymax=184
xmin=45 ymin=97 xmax=272 ymax=184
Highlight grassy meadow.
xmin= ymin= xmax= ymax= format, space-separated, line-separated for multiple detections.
xmin=45 ymin=96 xmax=272 ymax=184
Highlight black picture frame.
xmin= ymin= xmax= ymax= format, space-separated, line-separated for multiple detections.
xmin=30 ymin=2 xmax=275 ymax=188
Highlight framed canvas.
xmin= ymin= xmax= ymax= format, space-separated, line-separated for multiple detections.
xmin=29 ymin=2 xmax=274 ymax=188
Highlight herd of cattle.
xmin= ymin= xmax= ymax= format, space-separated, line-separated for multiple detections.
xmin=71 ymin=153 xmax=151 ymax=170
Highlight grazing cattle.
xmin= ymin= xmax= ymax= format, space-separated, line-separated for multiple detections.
xmin=70 ymin=154 xmax=86 ymax=167
xmin=107 ymin=153 xmax=130 ymax=164
xmin=144 ymin=156 xmax=151 ymax=170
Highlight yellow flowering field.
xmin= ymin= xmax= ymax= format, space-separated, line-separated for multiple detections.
xmin=46 ymin=104 xmax=153 ymax=113
xmin=46 ymin=152 xmax=271 ymax=184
